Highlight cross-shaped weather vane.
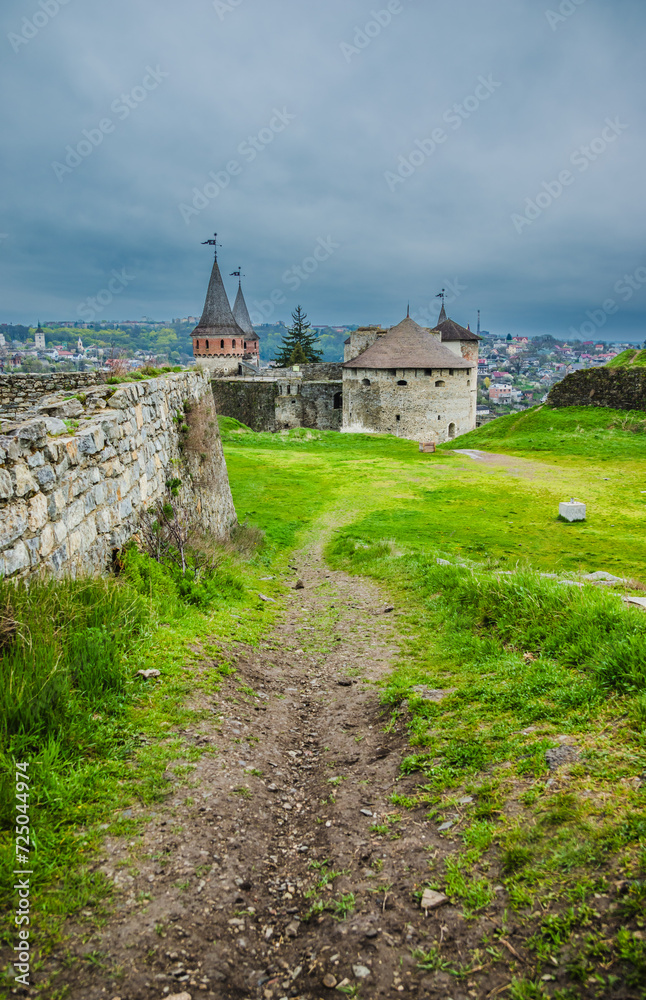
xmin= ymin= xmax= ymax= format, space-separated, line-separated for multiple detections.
xmin=435 ymin=288 xmax=446 ymax=306
xmin=230 ymin=267 xmax=245 ymax=278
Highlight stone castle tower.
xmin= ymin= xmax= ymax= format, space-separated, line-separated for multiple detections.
xmin=342 ymin=304 xmax=479 ymax=444
xmin=191 ymin=240 xmax=260 ymax=374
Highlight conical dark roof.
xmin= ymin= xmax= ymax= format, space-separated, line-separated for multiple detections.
xmin=343 ymin=316 xmax=474 ymax=370
xmin=233 ymin=282 xmax=258 ymax=340
xmin=435 ymin=317 xmax=480 ymax=343
xmin=193 ymin=256 xmax=244 ymax=339
xmin=437 ymin=303 xmax=448 ymax=323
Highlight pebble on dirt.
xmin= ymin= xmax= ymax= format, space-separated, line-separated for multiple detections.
xmin=421 ymin=888 xmax=449 ymax=910
xmin=294 ymin=579 xmax=305 ymax=589
xmin=323 ymin=973 xmax=338 ymax=988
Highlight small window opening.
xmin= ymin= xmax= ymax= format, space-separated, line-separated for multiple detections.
xmin=195 ymin=340 xmax=200 ymax=351
xmin=287 ymin=385 xmax=291 ymax=395
xmin=467 ymin=379 xmax=471 ymax=386
xmin=205 ymin=339 xmax=209 ymax=350
xmin=220 ymin=339 xmax=224 ymax=349
xmin=435 ymin=380 xmax=445 ymax=387
xmin=244 ymin=341 xmax=247 ymax=348
xmin=449 ymin=369 xmax=454 ymax=376
xmin=333 ymin=392 xmax=342 ymax=409
xmin=232 ymin=339 xmax=236 ymax=348
xmin=396 ymin=414 xmax=401 ymax=422
xmin=362 ymin=378 xmax=371 ymax=386
xmin=425 ymin=369 xmax=433 ymax=376
xmin=448 ymin=423 xmax=456 ymax=439
xmin=397 ymin=380 xmax=408 ymax=386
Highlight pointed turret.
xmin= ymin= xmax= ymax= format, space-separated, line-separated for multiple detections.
xmin=233 ymin=281 xmax=257 ymax=340
xmin=437 ymin=302 xmax=448 ymax=323
xmin=193 ymin=254 xmax=244 ymax=341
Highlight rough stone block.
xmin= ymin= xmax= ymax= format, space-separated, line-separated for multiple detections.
xmin=12 ymin=463 xmax=39 ymax=497
xmin=77 ymin=426 xmax=105 ymax=455
xmin=3 ymin=541 xmax=30 ymax=577
xmin=0 ymin=504 xmax=27 ymax=548
xmin=0 ymin=468 xmax=13 ymax=499
xmin=28 ymin=492 xmax=48 ymax=531
xmin=47 ymin=489 xmax=67 ymax=520
xmin=36 ymin=465 xmax=57 ymax=491
xmin=559 ymin=501 xmax=586 ymax=522
xmin=27 ymin=451 xmax=45 ymax=468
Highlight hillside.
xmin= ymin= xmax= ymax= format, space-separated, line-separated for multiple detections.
xmin=3 ymin=407 xmax=645 ymax=999
xmin=606 ymin=348 xmax=646 ymax=368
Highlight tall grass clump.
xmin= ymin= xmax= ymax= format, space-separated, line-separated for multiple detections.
xmin=328 ymin=536 xmax=646 ymax=696
xmin=0 ymin=576 xmax=152 ymax=753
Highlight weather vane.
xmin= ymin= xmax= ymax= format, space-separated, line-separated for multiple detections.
xmin=435 ymin=288 xmax=446 ymax=305
xmin=201 ymin=233 xmax=221 ymax=258
xmin=230 ymin=267 xmax=245 ymax=279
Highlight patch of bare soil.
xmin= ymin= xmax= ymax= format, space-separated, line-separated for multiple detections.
xmin=36 ymin=551 xmax=552 ymax=999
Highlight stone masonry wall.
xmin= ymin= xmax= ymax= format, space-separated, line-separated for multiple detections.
xmin=343 ymin=366 xmax=476 ymax=443
xmin=210 ymin=379 xmax=279 ymax=431
xmin=547 ymin=368 xmax=646 ymax=411
xmin=0 ymin=372 xmax=102 ymax=413
xmin=0 ymin=372 xmax=236 ymax=580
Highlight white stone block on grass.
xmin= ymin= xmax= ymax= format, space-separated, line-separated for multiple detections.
xmin=559 ymin=501 xmax=586 ymax=522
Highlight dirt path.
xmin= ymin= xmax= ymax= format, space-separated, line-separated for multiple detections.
xmin=40 ymin=546 xmax=519 ymax=1000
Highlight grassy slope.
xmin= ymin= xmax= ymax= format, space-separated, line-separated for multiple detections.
xmin=221 ymin=411 xmax=646 ymax=995
xmin=222 ymin=407 xmax=646 ymax=579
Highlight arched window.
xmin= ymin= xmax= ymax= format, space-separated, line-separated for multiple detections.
xmin=333 ymin=392 xmax=342 ymax=409
xmin=467 ymin=380 xmax=471 ymax=386
xmin=435 ymin=380 xmax=445 ymax=387
xmin=397 ymin=380 xmax=408 ymax=386
xmin=244 ymin=342 xmax=247 ymax=349
xmin=362 ymin=378 xmax=371 ymax=386
xmin=205 ymin=339 xmax=209 ymax=350
xmin=287 ymin=385 xmax=291 ymax=395
xmin=232 ymin=339 xmax=236 ymax=348
xmin=448 ymin=423 xmax=456 ymax=439
xmin=220 ymin=339 xmax=224 ymax=349
xmin=195 ymin=340 xmax=200 ymax=351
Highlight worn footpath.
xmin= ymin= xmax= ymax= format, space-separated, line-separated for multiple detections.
xmin=39 ymin=548 xmax=535 ymax=1000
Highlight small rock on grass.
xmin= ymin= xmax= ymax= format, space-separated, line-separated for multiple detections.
xmin=137 ymin=669 xmax=160 ymax=679
xmin=545 ymin=745 xmax=578 ymax=770
xmin=421 ymin=888 xmax=448 ymax=910
xmin=337 ymin=678 xmax=353 ymax=686
xmin=294 ymin=579 xmax=305 ymax=590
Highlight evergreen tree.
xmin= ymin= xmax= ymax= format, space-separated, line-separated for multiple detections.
xmin=272 ymin=306 xmax=323 ymax=366
xmin=288 ymin=342 xmax=308 ymax=365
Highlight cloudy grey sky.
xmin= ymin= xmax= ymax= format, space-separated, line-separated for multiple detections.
xmin=1 ymin=0 xmax=644 ymax=340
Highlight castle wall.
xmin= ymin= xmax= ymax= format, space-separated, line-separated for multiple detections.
xmin=0 ymin=372 xmax=235 ymax=580
xmin=342 ymin=366 xmax=476 ymax=443
xmin=547 ymin=367 xmax=646 ymax=411
xmin=211 ymin=378 xmax=279 ymax=431
xmin=0 ymin=372 xmax=102 ymax=415
xmin=274 ymin=382 xmax=342 ymax=431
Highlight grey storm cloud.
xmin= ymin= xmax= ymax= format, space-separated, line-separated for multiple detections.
xmin=0 ymin=0 xmax=645 ymax=340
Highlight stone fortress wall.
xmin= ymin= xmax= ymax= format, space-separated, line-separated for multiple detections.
xmin=0 ymin=371 xmax=103 ymax=414
xmin=547 ymin=367 xmax=646 ymax=412
xmin=211 ymin=363 xmax=343 ymax=433
xmin=0 ymin=372 xmax=236 ymax=580
xmin=342 ymin=365 xmax=476 ymax=441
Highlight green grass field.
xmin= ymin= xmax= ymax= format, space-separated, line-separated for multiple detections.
xmin=220 ymin=406 xmax=646 ymax=579
xmin=2 ymin=404 xmax=645 ymax=993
